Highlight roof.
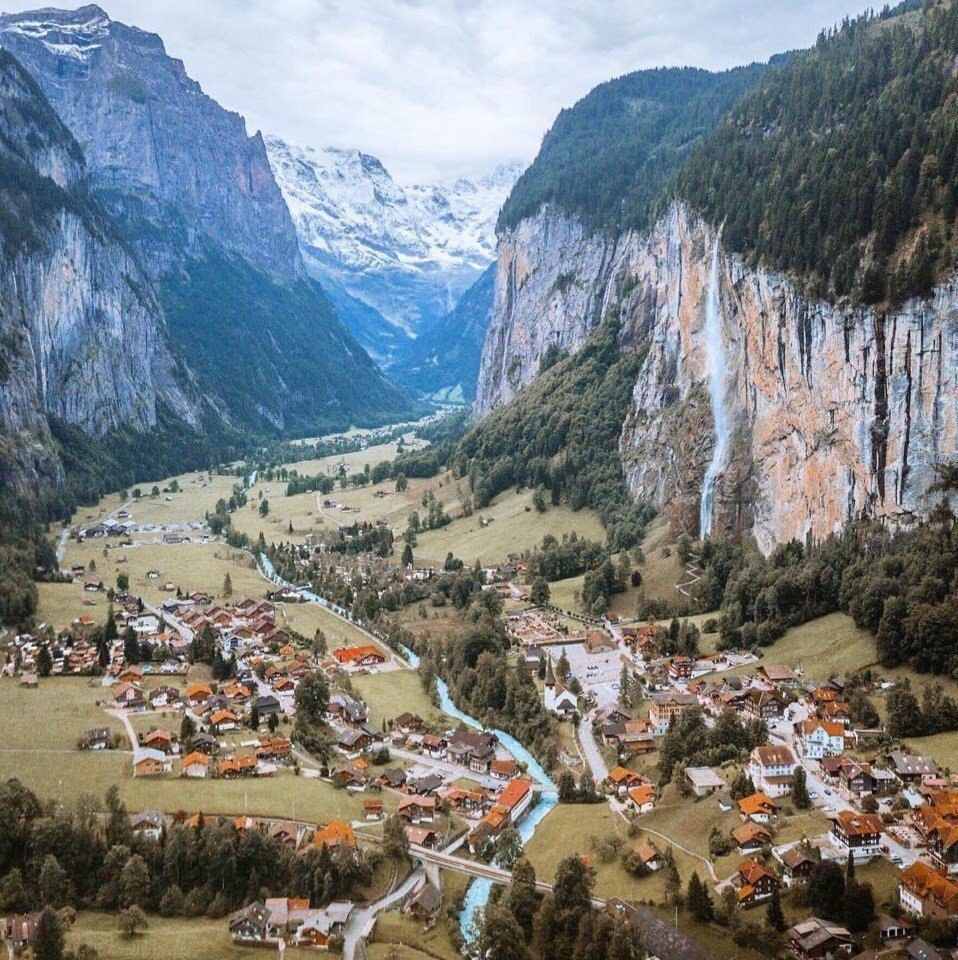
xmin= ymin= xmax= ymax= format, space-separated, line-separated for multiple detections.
xmin=498 ymin=779 xmax=532 ymax=810
xmin=332 ymin=645 xmax=385 ymax=664
xmin=738 ymin=792 xmax=781 ymax=816
xmin=608 ymin=766 xmax=642 ymax=784
xmin=732 ymin=822 xmax=771 ymax=845
xmin=685 ymin=766 xmax=726 ymax=789
xmin=181 ymin=751 xmax=210 ymax=768
xmin=313 ymin=820 xmax=356 ymax=849
xmin=833 ymin=810 xmax=883 ymax=837
xmin=751 ymin=745 xmax=796 ymax=767
xmin=628 ymin=785 xmax=656 ymax=806
xmin=907 ymin=941 xmax=946 ymax=960
xmin=759 ymin=665 xmax=796 ymax=682
xmin=889 ymin=752 xmax=938 ymax=776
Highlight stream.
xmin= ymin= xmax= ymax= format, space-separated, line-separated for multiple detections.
xmin=257 ymin=553 xmax=558 ymax=941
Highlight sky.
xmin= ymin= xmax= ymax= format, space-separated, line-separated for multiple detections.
xmin=2 ymin=0 xmax=877 ymax=183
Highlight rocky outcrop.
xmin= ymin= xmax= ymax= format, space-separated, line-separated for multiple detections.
xmin=0 ymin=5 xmax=299 ymax=278
xmin=476 ymin=203 xmax=958 ymax=552
xmin=0 ymin=48 xmax=197 ymax=497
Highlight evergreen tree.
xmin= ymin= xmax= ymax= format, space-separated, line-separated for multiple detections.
xmin=557 ymin=771 xmax=577 ymax=803
xmin=807 ymin=859 xmax=845 ymax=921
xmin=401 ymin=543 xmax=414 ymax=568
xmin=30 ymin=907 xmax=64 ymax=960
xmin=766 ymin=885 xmax=786 ymax=932
xmin=222 ymin=573 xmax=233 ymax=598
xmin=791 ymin=767 xmax=811 ymax=809
xmin=36 ymin=643 xmax=52 ymax=678
xmin=505 ymin=856 xmax=538 ymax=938
xmin=530 ymin=578 xmax=550 ymax=607
xmin=687 ymin=871 xmax=714 ymax=922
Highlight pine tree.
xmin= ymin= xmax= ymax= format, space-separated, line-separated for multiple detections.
xmin=791 ymin=767 xmax=811 ymax=809
xmin=30 ymin=907 xmax=64 ymax=960
xmin=687 ymin=871 xmax=714 ymax=922
xmin=766 ymin=885 xmax=786 ymax=932
xmin=222 ymin=573 xmax=233 ymax=598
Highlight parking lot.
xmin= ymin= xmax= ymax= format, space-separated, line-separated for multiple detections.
xmin=562 ymin=642 xmax=624 ymax=708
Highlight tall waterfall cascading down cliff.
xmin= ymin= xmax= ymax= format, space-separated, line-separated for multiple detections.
xmin=699 ymin=238 xmax=729 ymax=538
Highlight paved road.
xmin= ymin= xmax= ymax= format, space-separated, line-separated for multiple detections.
xmin=342 ymin=867 xmax=423 ymax=960
xmin=578 ymin=712 xmax=610 ymax=782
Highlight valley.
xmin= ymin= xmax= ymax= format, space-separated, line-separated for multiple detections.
xmin=1 ymin=2 xmax=958 ymax=960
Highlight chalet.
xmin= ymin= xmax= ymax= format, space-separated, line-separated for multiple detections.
xmin=607 ymin=766 xmax=646 ymax=797
xmin=634 ymin=841 xmax=661 ymax=871
xmin=133 ymin=748 xmax=170 ymax=777
xmin=376 ymin=767 xmax=407 ymax=790
xmin=395 ymin=712 xmax=425 ymax=735
xmin=778 ymin=846 xmax=816 ymax=885
xmin=877 ymin=915 xmax=911 ymax=941
xmin=923 ymin=796 xmax=958 ymax=878
xmin=732 ymin=822 xmax=772 ymax=854
xmin=787 ymin=917 xmax=854 ymax=959
xmin=491 ymin=758 xmax=517 ymax=780
xmin=899 ymin=861 xmax=958 ymax=920
xmin=181 ymin=751 xmax=210 ymax=778
xmin=398 ymin=795 xmax=437 ymax=824
xmin=800 ymin=718 xmax=846 ymax=759
xmin=404 ymin=878 xmax=442 ymax=924
xmin=447 ymin=730 xmax=497 ymax=773
xmin=186 ymin=682 xmax=213 ymax=704
xmin=498 ymin=778 xmax=534 ymax=822
xmin=312 ymin=820 xmax=356 ymax=851
xmin=189 ymin=732 xmax=217 ymax=754
xmin=331 ymin=725 xmax=375 ymax=759
xmin=254 ymin=737 xmax=292 ymax=760
xmin=649 ymin=691 xmax=698 ymax=736
xmin=290 ymin=902 xmax=355 ymax=948
xmin=738 ymin=791 xmax=781 ymax=823
xmin=585 ymin=630 xmax=616 ymax=653
xmin=144 ymin=728 xmax=173 ymax=753
xmin=734 ymin=859 xmax=779 ymax=906
xmin=80 ymin=727 xmax=111 ymax=750
xmin=829 ymin=810 xmax=883 ymax=862
xmin=149 ymin=686 xmax=183 ymax=709
xmin=332 ymin=645 xmax=387 ymax=668
xmin=822 ymin=701 xmax=851 ymax=724
xmin=544 ymin=657 xmax=578 ymax=716
xmin=838 ymin=760 xmax=875 ymax=796
xmin=685 ymin=766 xmax=726 ymax=797
xmin=747 ymin=745 xmax=797 ymax=798
xmin=210 ymin=709 xmax=239 ymax=732
xmin=254 ymin=694 xmax=283 ymax=718
xmin=405 ymin=825 xmax=442 ymax=849
xmin=888 ymin=752 xmax=939 ymax=784
xmin=218 ymin=754 xmax=257 ymax=778
xmin=327 ymin=693 xmax=368 ymax=725
xmin=742 ymin=688 xmax=787 ymax=722
xmin=113 ymin=681 xmax=146 ymax=711
xmin=364 ymin=798 xmax=384 ymax=820
xmin=627 ymin=785 xmax=656 ymax=813
xmin=668 ymin=656 xmax=694 ymax=681
xmin=422 ymin=734 xmax=447 ymax=759
xmin=229 ymin=902 xmax=274 ymax=943
xmin=757 ymin=664 xmax=796 ymax=686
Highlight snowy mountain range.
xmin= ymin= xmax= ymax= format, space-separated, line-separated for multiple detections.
xmin=265 ymin=135 xmax=521 ymax=369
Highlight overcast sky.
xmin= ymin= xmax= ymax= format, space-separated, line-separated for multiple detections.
xmin=3 ymin=0 xmax=875 ymax=182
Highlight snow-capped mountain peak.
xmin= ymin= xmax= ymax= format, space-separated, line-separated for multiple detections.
xmin=265 ymin=134 xmax=521 ymax=352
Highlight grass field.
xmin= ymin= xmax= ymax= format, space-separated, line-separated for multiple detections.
xmin=350 ymin=670 xmax=448 ymax=730
xmin=68 ymin=912 xmax=313 ymax=960
xmin=414 ymin=488 xmax=604 ymax=569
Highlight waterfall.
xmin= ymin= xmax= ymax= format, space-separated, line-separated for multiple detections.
xmin=699 ymin=239 xmax=729 ymax=538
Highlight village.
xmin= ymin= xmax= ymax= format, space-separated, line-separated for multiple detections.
xmin=1 ymin=436 xmax=956 ymax=960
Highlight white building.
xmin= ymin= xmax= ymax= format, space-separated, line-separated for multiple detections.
xmin=748 ymin=745 xmax=798 ymax=798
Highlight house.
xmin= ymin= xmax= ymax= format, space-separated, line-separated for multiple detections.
xmin=398 ymin=795 xmax=437 ymax=824
xmin=254 ymin=694 xmax=282 ymax=717
xmin=364 ymin=798 xmax=384 ymax=820
xmin=290 ymin=902 xmax=355 ymax=948
xmin=627 ymin=785 xmax=656 ymax=813
xmin=144 ymin=728 xmax=173 ymax=753
xmin=497 ymin=778 xmax=534 ymax=823
xmin=829 ymin=810 xmax=883 ymax=862
xmin=131 ymin=809 xmax=164 ymax=841
xmin=313 ymin=820 xmax=356 ymax=851
xmin=376 ymin=767 xmax=407 ymax=790
xmin=734 ymin=859 xmax=779 ymax=906
xmin=422 ymin=734 xmax=447 ymax=759
xmin=649 ymin=691 xmax=698 ymax=736
xmin=732 ymin=822 xmax=772 ymax=854
xmin=210 ymin=709 xmax=239 ymax=732
xmin=395 ymin=712 xmax=425 ymax=735
xmin=186 ymin=682 xmax=213 ymax=704
xmin=685 ymin=766 xmax=726 ymax=797
xmin=747 ymin=745 xmax=797 ymax=798
xmin=838 ymin=761 xmax=875 ymax=797
xmin=607 ymin=766 xmax=646 ymax=797
xmin=491 ymin=758 xmax=517 ymax=780
xmin=181 ymin=752 xmax=210 ymax=777
xmin=738 ymin=791 xmax=781 ymax=823
xmin=114 ymin=681 xmax=146 ymax=710
xmin=634 ymin=841 xmax=661 ymax=871
xmin=404 ymin=878 xmax=442 ymax=924
xmin=447 ymin=731 xmax=497 ymax=773
xmin=585 ymin=630 xmax=616 ymax=653
xmin=80 ymin=727 xmax=111 ymax=750
xmin=668 ymin=656 xmax=694 ymax=681
xmin=742 ymin=688 xmax=788 ymax=722
xmin=133 ymin=748 xmax=171 ymax=777
xmin=327 ymin=694 xmax=368 ymax=726
xmin=899 ymin=861 xmax=958 ymax=920
xmin=757 ymin=665 xmax=796 ymax=686
xmin=778 ymin=846 xmax=816 ymax=886
xmin=4 ymin=914 xmax=40 ymax=951
xmin=787 ymin=917 xmax=854 ymax=959
xmin=800 ymin=719 xmax=846 ymax=759
xmin=406 ymin=773 xmax=444 ymax=796
xmin=263 ymin=897 xmax=311 ymax=933
xmin=228 ymin=902 xmax=275 ymax=943
xmin=332 ymin=645 xmax=387 ymax=668
xmin=888 ymin=752 xmax=939 ymax=784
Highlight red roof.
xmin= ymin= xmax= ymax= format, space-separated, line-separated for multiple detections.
xmin=497 ymin=778 xmax=531 ymax=810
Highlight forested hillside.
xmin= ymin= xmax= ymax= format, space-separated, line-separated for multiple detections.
xmin=498 ymin=63 xmax=770 ymax=234
xmin=676 ymin=0 xmax=954 ymax=303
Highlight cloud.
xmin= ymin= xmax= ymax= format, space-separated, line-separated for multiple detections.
xmin=1 ymin=0 xmax=876 ymax=181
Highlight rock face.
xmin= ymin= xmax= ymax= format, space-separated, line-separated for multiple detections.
xmin=0 ymin=5 xmax=413 ymax=435
xmin=0 ymin=49 xmax=196 ymax=497
xmin=0 ymin=5 xmax=299 ymax=278
xmin=265 ymin=134 xmax=520 ymax=363
xmin=476 ymin=203 xmax=958 ymax=552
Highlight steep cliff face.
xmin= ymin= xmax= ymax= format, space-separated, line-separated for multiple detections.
xmin=476 ymin=204 xmax=958 ymax=552
xmin=0 ymin=5 xmax=414 ymax=434
xmin=0 ymin=49 xmax=196 ymax=497
xmin=0 ymin=5 xmax=299 ymax=277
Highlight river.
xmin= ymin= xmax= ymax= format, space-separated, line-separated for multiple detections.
xmin=257 ymin=552 xmax=558 ymax=941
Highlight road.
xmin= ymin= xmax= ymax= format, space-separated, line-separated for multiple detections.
xmin=342 ymin=867 xmax=423 ymax=960
xmin=578 ymin=712 xmax=610 ymax=781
